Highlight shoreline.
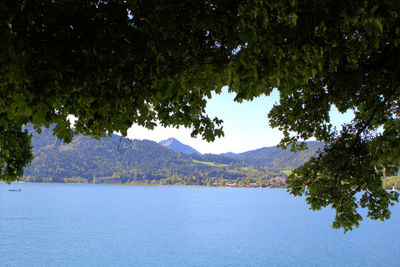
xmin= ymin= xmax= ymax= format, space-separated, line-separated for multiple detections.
xmin=4 ymin=180 xmax=287 ymax=189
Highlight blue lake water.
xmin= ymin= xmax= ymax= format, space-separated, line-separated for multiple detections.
xmin=1 ymin=183 xmax=399 ymax=266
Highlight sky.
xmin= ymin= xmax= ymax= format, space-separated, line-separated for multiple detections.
xmin=126 ymin=87 xmax=355 ymax=154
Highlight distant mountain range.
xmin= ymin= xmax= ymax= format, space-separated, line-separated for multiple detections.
xmin=22 ymin=126 xmax=323 ymax=186
xmin=235 ymin=141 xmax=323 ymax=169
xmin=220 ymin=152 xmax=237 ymax=157
xmin=158 ymin=137 xmax=322 ymax=171
xmin=159 ymin=138 xmax=200 ymax=154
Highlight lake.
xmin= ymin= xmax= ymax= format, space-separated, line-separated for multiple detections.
xmin=1 ymin=183 xmax=399 ymax=266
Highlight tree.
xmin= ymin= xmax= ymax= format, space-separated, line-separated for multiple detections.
xmin=1 ymin=0 xmax=399 ymax=231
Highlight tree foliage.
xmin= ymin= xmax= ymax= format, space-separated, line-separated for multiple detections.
xmin=1 ymin=0 xmax=400 ymax=231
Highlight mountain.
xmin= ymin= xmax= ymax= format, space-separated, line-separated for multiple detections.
xmin=235 ymin=141 xmax=323 ymax=170
xmin=159 ymin=137 xmax=200 ymax=154
xmin=21 ymin=126 xmax=323 ymax=186
xmin=220 ymin=152 xmax=237 ymax=157
xmin=24 ymin=127 xmax=192 ymax=184
xmin=23 ymin=127 xmax=251 ymax=184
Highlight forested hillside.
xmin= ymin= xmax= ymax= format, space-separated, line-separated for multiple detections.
xmin=235 ymin=142 xmax=323 ymax=170
xmin=23 ymin=127 xmax=321 ymax=186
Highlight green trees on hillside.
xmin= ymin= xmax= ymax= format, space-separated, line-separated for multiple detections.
xmin=2 ymin=0 xmax=400 ymax=230
xmin=24 ymin=127 xmax=298 ymax=185
xmin=382 ymin=176 xmax=400 ymax=190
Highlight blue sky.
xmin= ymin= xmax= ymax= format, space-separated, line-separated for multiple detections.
xmin=127 ymin=87 xmax=354 ymax=154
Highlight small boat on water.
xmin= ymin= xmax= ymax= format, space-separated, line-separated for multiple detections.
xmin=9 ymin=189 xmax=22 ymax=192
xmin=392 ymin=186 xmax=397 ymax=192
